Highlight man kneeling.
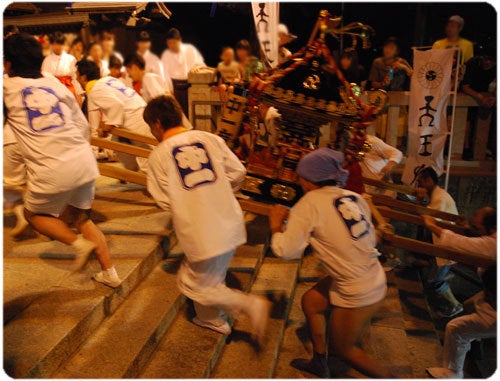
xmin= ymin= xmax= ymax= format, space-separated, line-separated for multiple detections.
xmin=269 ymin=148 xmax=391 ymax=378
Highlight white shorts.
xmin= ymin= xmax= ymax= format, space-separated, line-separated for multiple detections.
xmin=24 ymin=181 xmax=95 ymax=217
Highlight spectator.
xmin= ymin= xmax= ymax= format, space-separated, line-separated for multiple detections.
xmin=41 ymin=31 xmax=81 ymax=102
xmin=369 ymin=37 xmax=413 ymax=91
xmin=70 ymin=37 xmax=85 ymax=62
xmin=339 ymin=49 xmax=367 ymax=89
xmin=426 ymin=266 xmax=496 ymax=379
xmin=433 ymin=15 xmax=474 ymax=65
xmin=235 ymin=39 xmax=264 ymax=83
xmin=136 ymin=30 xmax=165 ymax=79
xmin=216 ymin=46 xmax=241 ymax=97
xmin=87 ymin=41 xmax=109 ymax=77
xmin=422 ymin=209 xmax=496 ymax=378
xmin=100 ymin=29 xmax=124 ymax=65
xmin=38 ymin=33 xmax=51 ymax=57
xmin=416 ymin=167 xmax=462 ymax=318
xmin=160 ymin=28 xmax=205 ymax=115
xmin=461 ymin=44 xmax=496 ymax=160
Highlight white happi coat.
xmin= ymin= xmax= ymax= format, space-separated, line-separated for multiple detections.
xmin=3 ymin=75 xmax=97 ymax=194
xmin=271 ymin=186 xmax=387 ymax=308
xmin=147 ymin=130 xmax=246 ymax=261
xmin=161 ymin=43 xmax=205 ymax=80
xmin=87 ymin=76 xmax=153 ymax=139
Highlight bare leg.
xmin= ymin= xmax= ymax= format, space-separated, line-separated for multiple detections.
xmin=290 ymin=277 xmax=332 ymax=378
xmin=67 ymin=206 xmax=113 ymax=271
xmin=302 ymin=276 xmax=332 ymax=354
xmin=329 ymin=300 xmax=392 ymax=378
xmin=25 ymin=209 xmax=78 ymax=244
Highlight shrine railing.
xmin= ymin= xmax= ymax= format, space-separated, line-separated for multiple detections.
xmin=373 ymin=91 xmax=493 ymax=163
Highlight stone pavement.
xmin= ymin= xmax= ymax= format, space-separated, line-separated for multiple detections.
xmin=3 ymin=175 xmax=495 ymax=378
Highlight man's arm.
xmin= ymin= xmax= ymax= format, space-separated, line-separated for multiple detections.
xmin=371 ymin=136 xmax=403 ymax=177
xmin=270 ymin=201 xmax=314 ymax=260
xmin=147 ymin=151 xmax=171 ymax=212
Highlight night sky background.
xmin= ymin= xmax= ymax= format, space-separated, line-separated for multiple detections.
xmin=5 ymin=2 xmax=497 ymax=70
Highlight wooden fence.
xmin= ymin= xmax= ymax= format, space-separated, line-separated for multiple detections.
xmin=91 ymin=130 xmax=495 ymax=269
xmin=377 ymin=91 xmax=493 ymax=162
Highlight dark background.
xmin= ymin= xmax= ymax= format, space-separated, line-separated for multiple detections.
xmin=4 ymin=2 xmax=497 ymax=69
xmin=130 ymin=2 xmax=497 ymax=68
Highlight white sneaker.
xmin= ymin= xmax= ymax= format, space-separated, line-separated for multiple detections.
xmin=426 ymin=367 xmax=463 ymax=379
xmin=93 ymin=266 xmax=122 ymax=288
xmin=10 ymin=204 xmax=29 ymax=238
xmin=247 ymin=295 xmax=271 ymax=346
xmin=71 ymin=236 xmax=96 ymax=271
xmin=192 ymin=316 xmax=231 ymax=335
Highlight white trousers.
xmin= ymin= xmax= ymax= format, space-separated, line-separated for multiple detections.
xmin=443 ymin=291 xmax=496 ymax=374
xmin=177 ymin=250 xmax=254 ymax=323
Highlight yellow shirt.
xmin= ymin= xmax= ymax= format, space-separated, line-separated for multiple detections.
xmin=432 ymin=38 xmax=474 ymax=64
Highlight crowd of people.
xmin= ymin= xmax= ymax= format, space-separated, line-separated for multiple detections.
xmin=2 ymin=12 xmax=496 ymax=379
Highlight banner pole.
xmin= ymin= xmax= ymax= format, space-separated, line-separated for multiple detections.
xmin=444 ymin=47 xmax=461 ymax=191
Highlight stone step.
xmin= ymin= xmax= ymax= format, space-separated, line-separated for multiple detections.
xmin=3 ymin=235 xmax=164 ymax=378
xmin=52 ymin=257 xmax=185 ymax=378
xmin=139 ymin=244 xmax=266 ymax=379
xmin=210 ymin=257 xmax=301 ymax=379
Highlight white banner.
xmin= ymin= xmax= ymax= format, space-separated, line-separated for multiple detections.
xmin=402 ymin=48 xmax=454 ymax=186
xmin=251 ymin=2 xmax=279 ymax=68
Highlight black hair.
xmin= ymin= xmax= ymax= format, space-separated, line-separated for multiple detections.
xmin=137 ymin=30 xmax=151 ymax=42
xmin=481 ymin=265 xmax=496 ymax=298
xmin=383 ymin=36 xmax=400 ymax=50
xmin=108 ymin=54 xmax=122 ymax=69
xmin=3 ymin=25 xmax=19 ymax=39
xmin=166 ymin=28 xmax=181 ymax=40
xmin=483 ymin=208 xmax=497 ymax=234
xmin=235 ymin=39 xmax=251 ymax=52
xmin=100 ymin=29 xmax=115 ymax=40
xmin=71 ymin=37 xmax=84 ymax=47
xmin=419 ymin=167 xmax=439 ymax=184
xmin=76 ymin=59 xmax=101 ymax=81
xmin=314 ymin=179 xmax=338 ymax=187
xmin=49 ymin=31 xmax=66 ymax=45
xmin=86 ymin=41 xmax=101 ymax=56
xmin=143 ymin=95 xmax=183 ymax=130
xmin=4 ymin=32 xmax=43 ymax=78
xmin=124 ymin=53 xmax=145 ymax=70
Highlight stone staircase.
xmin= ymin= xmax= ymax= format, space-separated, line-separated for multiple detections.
xmin=5 ymin=178 xmax=491 ymax=379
